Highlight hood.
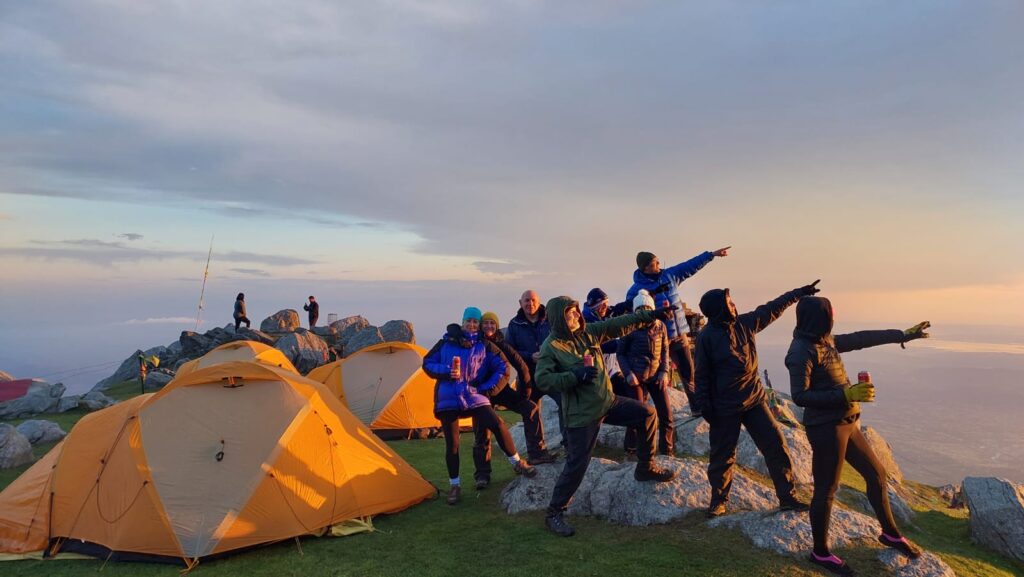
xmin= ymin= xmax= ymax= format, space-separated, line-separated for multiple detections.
xmin=794 ymin=296 xmax=834 ymax=341
xmin=547 ymin=295 xmax=585 ymax=339
xmin=699 ymin=288 xmax=736 ymax=324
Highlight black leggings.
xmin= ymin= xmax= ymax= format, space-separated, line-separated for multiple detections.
xmin=613 ymin=375 xmax=674 ymax=455
xmin=439 ymin=406 xmax=517 ymax=480
xmin=669 ymin=337 xmax=695 ymax=398
xmin=234 ymin=316 xmax=251 ymax=330
xmin=806 ymin=418 xmax=900 ymax=555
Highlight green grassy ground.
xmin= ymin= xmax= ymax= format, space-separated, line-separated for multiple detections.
xmin=2 ymin=384 xmax=1022 ymax=576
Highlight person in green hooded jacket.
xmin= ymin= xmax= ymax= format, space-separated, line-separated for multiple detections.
xmin=536 ymin=295 xmax=678 ymax=537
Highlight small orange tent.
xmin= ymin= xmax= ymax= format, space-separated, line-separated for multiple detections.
xmin=174 ymin=340 xmax=298 ymax=378
xmin=0 ymin=361 xmax=434 ymax=564
xmin=307 ymin=342 xmax=468 ymax=439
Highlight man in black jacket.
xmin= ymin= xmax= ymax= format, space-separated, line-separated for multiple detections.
xmin=693 ymin=281 xmax=821 ymax=517
xmin=473 ymin=312 xmax=559 ymax=489
xmin=303 ymin=296 xmax=320 ymax=329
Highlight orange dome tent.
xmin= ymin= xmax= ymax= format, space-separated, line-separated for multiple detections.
xmin=0 ymin=361 xmax=434 ymax=565
xmin=174 ymin=340 xmax=298 ymax=378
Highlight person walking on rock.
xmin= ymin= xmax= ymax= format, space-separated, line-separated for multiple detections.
xmin=303 ymin=295 xmax=320 ymax=329
xmin=626 ymin=247 xmax=731 ymax=407
xmin=233 ymin=293 xmax=251 ymax=330
xmin=537 ymin=296 xmax=678 ymax=537
xmin=616 ymin=289 xmax=673 ymax=457
xmin=786 ymin=296 xmax=930 ymax=575
xmin=693 ymin=281 xmax=821 ymax=518
xmin=423 ymin=307 xmax=537 ymax=505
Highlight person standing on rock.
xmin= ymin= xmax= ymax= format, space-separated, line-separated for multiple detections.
xmin=303 ymin=296 xmax=319 ymax=329
xmin=626 ymin=247 xmax=731 ymax=408
xmin=616 ymin=290 xmax=673 ymax=458
xmin=422 ymin=307 xmax=537 ymax=505
xmin=472 ymin=311 xmax=559 ymax=490
xmin=508 ymin=290 xmax=564 ymax=443
xmin=536 ymin=296 xmax=678 ymax=537
xmin=786 ymin=296 xmax=930 ymax=575
xmin=692 ymin=281 xmax=822 ymax=519
xmin=233 ymin=293 xmax=251 ymax=330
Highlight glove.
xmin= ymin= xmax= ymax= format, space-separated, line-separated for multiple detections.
xmin=650 ymin=305 xmax=679 ymax=322
xmin=800 ymin=279 xmax=822 ymax=296
xmin=844 ymin=382 xmax=876 ymax=403
xmin=904 ymin=321 xmax=930 ymax=340
xmin=571 ymin=366 xmax=599 ymax=385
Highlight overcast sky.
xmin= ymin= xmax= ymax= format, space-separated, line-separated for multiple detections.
xmin=1 ymin=1 xmax=1022 ymax=384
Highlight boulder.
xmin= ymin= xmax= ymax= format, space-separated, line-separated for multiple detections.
xmin=80 ymin=391 xmax=118 ymax=411
xmin=0 ymin=380 xmax=66 ymax=419
xmin=93 ymin=346 xmax=166 ymax=391
xmin=878 ymin=550 xmax=956 ymax=577
xmin=0 ymin=424 xmax=33 ymax=469
xmin=274 ymin=331 xmax=330 ymax=374
xmin=15 ymin=419 xmax=67 ymax=445
xmin=56 ymin=395 xmax=81 ymax=413
xmin=380 ymin=320 xmax=416 ymax=344
xmin=838 ymin=482 xmax=916 ymax=524
xmin=336 ymin=317 xmax=372 ymax=350
xmin=260 ymin=309 xmax=301 ymax=334
xmin=144 ymin=371 xmax=174 ymax=391
xmin=178 ymin=331 xmax=216 ymax=359
xmin=962 ymin=476 xmax=1024 ymax=562
xmin=862 ymin=426 xmax=904 ymax=483
xmin=735 ymin=423 xmax=813 ymax=485
xmin=510 ymin=393 xmax=563 ymax=451
xmin=0 ymin=369 xmax=13 ymax=381
xmin=501 ymin=456 xmax=776 ymax=525
xmin=345 ymin=326 xmax=384 ymax=356
xmin=709 ymin=507 xmax=880 ymax=555
xmin=231 ymin=328 xmax=276 ymax=346
xmin=938 ymin=483 xmax=964 ymax=509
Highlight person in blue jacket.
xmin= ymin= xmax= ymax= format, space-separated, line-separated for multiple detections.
xmin=423 ymin=307 xmax=537 ymax=505
xmin=626 ymin=247 xmax=731 ymax=405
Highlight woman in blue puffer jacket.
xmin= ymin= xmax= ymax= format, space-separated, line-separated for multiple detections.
xmin=423 ymin=307 xmax=537 ymax=505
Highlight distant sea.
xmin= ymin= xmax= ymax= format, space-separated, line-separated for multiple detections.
xmin=2 ymin=321 xmax=1021 ymax=486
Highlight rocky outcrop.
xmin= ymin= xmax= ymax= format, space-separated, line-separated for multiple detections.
xmin=260 ymin=309 xmax=301 ymax=334
xmin=274 ymin=331 xmax=330 ymax=374
xmin=336 ymin=317 xmax=372 ymax=352
xmin=345 ymin=326 xmax=384 ymax=356
xmin=80 ymin=391 xmax=118 ymax=411
xmin=144 ymin=370 xmax=174 ymax=391
xmin=862 ymin=426 xmax=904 ymax=483
xmin=838 ymin=482 xmax=916 ymax=524
xmin=15 ymin=419 xmax=67 ymax=445
xmin=56 ymin=395 xmax=81 ymax=413
xmin=878 ymin=550 xmax=956 ymax=577
xmin=962 ymin=476 xmax=1024 ymax=562
xmin=93 ymin=346 xmax=166 ymax=391
xmin=380 ymin=320 xmax=416 ymax=344
xmin=0 ymin=380 xmax=66 ymax=419
xmin=0 ymin=424 xmax=33 ymax=469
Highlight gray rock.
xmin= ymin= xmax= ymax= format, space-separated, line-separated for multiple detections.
xmin=260 ymin=309 xmax=301 ymax=334
xmin=838 ymin=482 xmax=916 ymax=524
xmin=0 ymin=380 xmax=66 ymax=419
xmin=0 ymin=369 xmax=14 ymax=381
xmin=878 ymin=550 xmax=956 ymax=577
xmin=0 ymin=424 xmax=33 ymax=469
xmin=274 ymin=331 xmax=330 ymax=374
xmin=675 ymin=415 xmax=712 ymax=456
xmin=56 ymin=395 xmax=81 ymax=413
xmin=80 ymin=390 xmax=118 ymax=411
xmin=862 ymin=426 xmax=904 ymax=483
xmin=15 ymin=419 xmax=67 ymax=445
xmin=178 ymin=332 xmax=215 ymax=361
xmin=380 ymin=320 xmax=416 ymax=344
xmin=501 ymin=456 xmax=776 ymax=525
xmin=510 ymin=393 xmax=563 ymax=451
xmin=709 ymin=506 xmax=880 ymax=555
xmin=735 ymin=423 xmax=814 ymax=485
xmin=93 ymin=346 xmax=166 ymax=391
xmin=335 ymin=317 xmax=372 ymax=350
xmin=345 ymin=326 xmax=384 ymax=356
xmin=962 ymin=476 xmax=1024 ymax=562
xmin=230 ymin=328 xmax=276 ymax=346
xmin=144 ymin=371 xmax=174 ymax=391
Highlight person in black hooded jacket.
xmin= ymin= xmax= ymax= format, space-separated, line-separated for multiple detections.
xmin=786 ymin=296 xmax=930 ymax=575
xmin=693 ymin=281 xmax=821 ymax=518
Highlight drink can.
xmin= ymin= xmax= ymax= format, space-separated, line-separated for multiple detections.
xmin=452 ymin=356 xmax=461 ymax=374
xmin=583 ymin=354 xmax=594 ymax=368
xmin=857 ymin=371 xmax=871 ymax=384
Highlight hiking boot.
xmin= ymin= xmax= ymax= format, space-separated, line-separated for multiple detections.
xmin=779 ymin=498 xmax=810 ymax=513
xmin=529 ymin=450 xmax=559 ymax=465
xmin=878 ymin=534 xmax=922 ymax=559
xmin=705 ymin=501 xmax=727 ymax=519
xmin=544 ymin=512 xmax=575 ymax=537
xmin=474 ymin=477 xmax=490 ymax=491
xmin=514 ymin=459 xmax=537 ymax=478
xmin=446 ymin=485 xmax=461 ymax=505
xmin=808 ymin=552 xmax=856 ymax=576
xmin=634 ymin=463 xmax=676 ymax=483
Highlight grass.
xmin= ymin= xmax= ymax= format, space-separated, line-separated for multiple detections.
xmin=2 ymin=386 xmax=1023 ymax=576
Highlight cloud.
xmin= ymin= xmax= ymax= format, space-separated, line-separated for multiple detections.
xmin=1 ymin=238 xmax=319 ymax=267
xmin=230 ymin=267 xmax=271 ymax=277
xmin=472 ymin=260 xmax=526 ymax=275
xmin=118 ymin=233 xmax=143 ymax=241
xmin=118 ymin=317 xmax=197 ymax=325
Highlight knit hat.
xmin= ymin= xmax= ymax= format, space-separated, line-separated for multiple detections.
xmin=463 ymin=307 xmax=483 ymax=322
xmin=585 ymin=288 xmax=608 ymax=307
xmin=633 ymin=289 xmax=655 ymax=311
xmin=636 ymin=251 xmax=656 ymax=270
xmin=481 ymin=311 xmax=500 ymax=326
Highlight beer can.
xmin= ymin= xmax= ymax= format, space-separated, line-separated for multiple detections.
xmin=452 ymin=356 xmax=461 ymax=375
xmin=583 ymin=353 xmax=594 ymax=368
xmin=857 ymin=371 xmax=871 ymax=384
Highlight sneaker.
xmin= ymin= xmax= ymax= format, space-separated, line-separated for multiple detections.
xmin=529 ymin=450 xmax=559 ymax=465
xmin=544 ymin=512 xmax=575 ymax=537
xmin=705 ymin=502 xmax=727 ymax=519
xmin=474 ymin=478 xmax=490 ymax=491
xmin=446 ymin=485 xmax=461 ymax=505
xmin=808 ymin=552 xmax=856 ymax=576
xmin=634 ymin=463 xmax=676 ymax=483
xmin=779 ymin=498 xmax=811 ymax=513
xmin=514 ymin=459 xmax=537 ymax=478
xmin=878 ymin=534 xmax=922 ymax=559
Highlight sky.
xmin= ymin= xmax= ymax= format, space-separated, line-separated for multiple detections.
xmin=1 ymin=1 xmax=1023 ymax=387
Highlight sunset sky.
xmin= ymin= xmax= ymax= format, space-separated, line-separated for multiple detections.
xmin=1 ymin=1 xmax=1022 ymax=385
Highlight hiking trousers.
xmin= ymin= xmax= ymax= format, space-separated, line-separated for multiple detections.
xmin=707 ymin=402 xmax=796 ymax=506
xmin=669 ymin=337 xmax=696 ymax=403
xmin=439 ymin=406 xmax=517 ymax=480
xmin=473 ymin=386 xmax=545 ymax=482
xmin=614 ymin=375 xmax=674 ymax=456
xmin=806 ymin=417 xmax=901 ymax=555
xmin=547 ymin=396 xmax=656 ymax=514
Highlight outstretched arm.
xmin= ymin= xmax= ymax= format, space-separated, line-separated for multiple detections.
xmin=834 ymin=330 xmax=906 ymax=353
xmin=662 ymin=251 xmax=717 ymax=285
xmin=738 ymin=282 xmax=817 ymax=333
